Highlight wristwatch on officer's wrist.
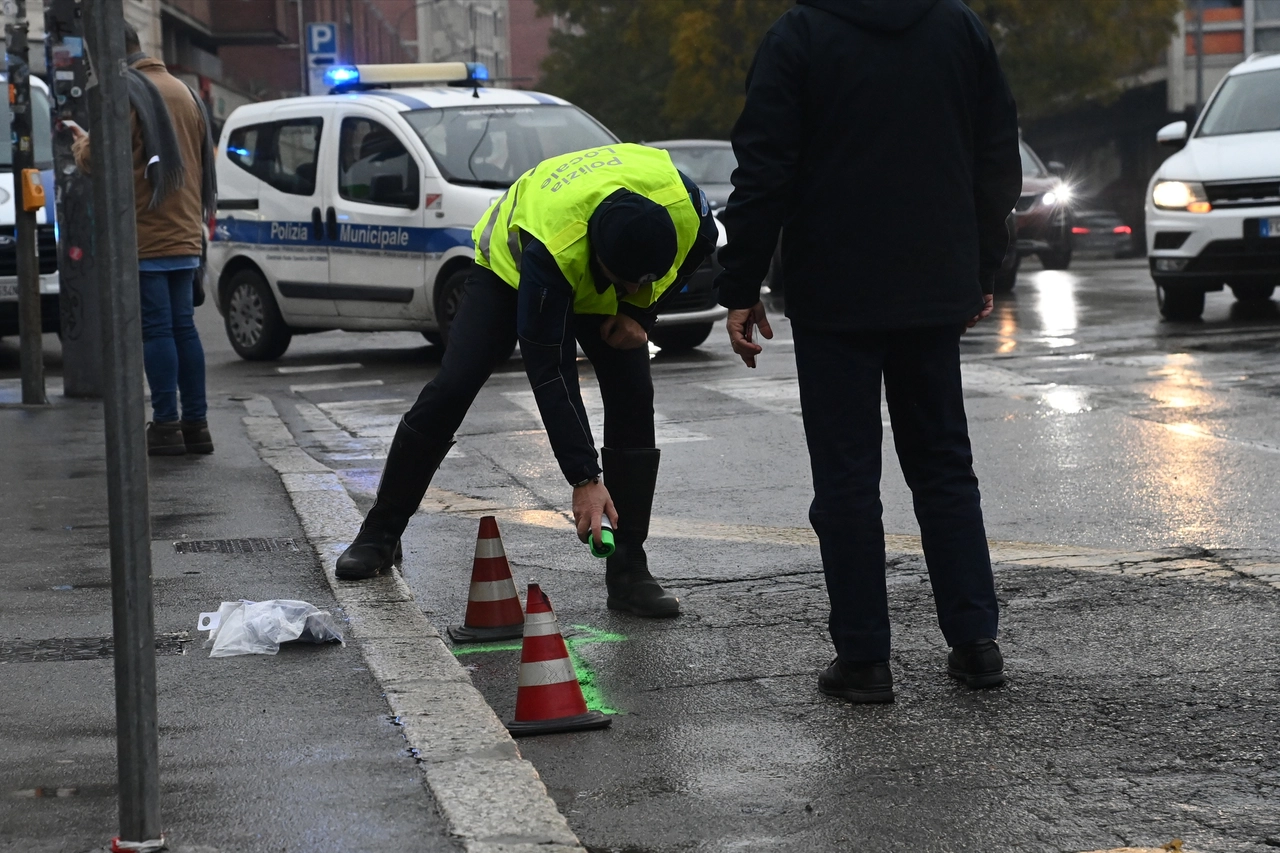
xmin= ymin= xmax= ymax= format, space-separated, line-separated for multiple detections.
xmin=571 ymin=475 xmax=600 ymax=488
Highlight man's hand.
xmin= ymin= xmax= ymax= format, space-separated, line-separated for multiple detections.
xmin=573 ymin=481 xmax=619 ymax=549
xmin=726 ymin=302 xmax=774 ymax=368
xmin=965 ymin=294 xmax=995 ymax=330
xmin=600 ymin=313 xmax=648 ymax=349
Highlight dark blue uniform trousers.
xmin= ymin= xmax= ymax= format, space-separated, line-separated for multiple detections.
xmin=792 ymin=323 xmax=999 ymax=663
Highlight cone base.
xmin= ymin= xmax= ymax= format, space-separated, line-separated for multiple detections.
xmin=448 ymin=623 xmax=524 ymax=643
xmin=505 ymin=710 xmax=612 ymax=737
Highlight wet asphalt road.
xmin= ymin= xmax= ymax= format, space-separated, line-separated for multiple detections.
xmin=5 ymin=255 xmax=1279 ymax=851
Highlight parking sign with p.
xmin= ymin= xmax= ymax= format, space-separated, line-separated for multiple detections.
xmin=306 ymin=22 xmax=338 ymax=95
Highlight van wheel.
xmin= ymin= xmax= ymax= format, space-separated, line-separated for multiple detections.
xmin=649 ymin=323 xmax=713 ymax=352
xmin=434 ymin=269 xmax=470 ymax=349
xmin=224 ymin=269 xmax=292 ymax=360
xmin=1230 ymin=283 xmax=1275 ymax=302
xmin=1156 ymin=283 xmax=1205 ymax=321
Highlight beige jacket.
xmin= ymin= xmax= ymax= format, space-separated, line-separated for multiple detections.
xmin=72 ymin=57 xmax=206 ymax=259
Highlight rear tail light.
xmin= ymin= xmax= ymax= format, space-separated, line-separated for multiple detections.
xmin=1112 ymin=225 xmax=1132 ymax=234
xmin=1071 ymin=226 xmax=1090 ymax=234
xmin=208 ymin=213 xmax=217 ymax=241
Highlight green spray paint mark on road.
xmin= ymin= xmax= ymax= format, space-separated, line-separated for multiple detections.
xmin=451 ymin=623 xmax=627 ymax=715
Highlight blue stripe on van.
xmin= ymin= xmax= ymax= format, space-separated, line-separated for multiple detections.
xmin=214 ymin=218 xmax=473 ymax=254
xmin=524 ymin=91 xmax=559 ymax=105
xmin=368 ymin=91 xmax=431 ymax=110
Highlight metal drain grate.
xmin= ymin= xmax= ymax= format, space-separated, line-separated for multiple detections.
xmin=0 ymin=632 xmax=192 ymax=664
xmin=173 ymin=537 xmax=299 ymax=554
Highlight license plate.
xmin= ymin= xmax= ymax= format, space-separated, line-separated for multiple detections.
xmin=0 ymin=282 xmax=16 ymax=300
xmin=1263 ymin=217 xmax=1280 ymax=238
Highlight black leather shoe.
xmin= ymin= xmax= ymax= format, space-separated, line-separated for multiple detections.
xmin=947 ymin=639 xmax=1005 ymax=688
xmin=818 ymin=658 xmax=894 ymax=703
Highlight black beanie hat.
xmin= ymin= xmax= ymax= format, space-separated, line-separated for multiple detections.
xmin=588 ymin=190 xmax=678 ymax=285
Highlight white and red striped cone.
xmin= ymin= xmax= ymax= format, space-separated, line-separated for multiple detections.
xmin=448 ymin=516 xmax=525 ymax=643
xmin=506 ymin=583 xmax=611 ymax=736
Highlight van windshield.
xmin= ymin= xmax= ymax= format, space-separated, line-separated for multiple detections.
xmin=1198 ymin=68 xmax=1280 ymax=136
xmin=401 ymin=104 xmax=616 ymax=188
xmin=0 ymin=86 xmax=53 ymax=169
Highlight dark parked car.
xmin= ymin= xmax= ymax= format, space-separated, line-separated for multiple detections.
xmin=1014 ymin=139 xmax=1074 ymax=269
xmin=1071 ymin=210 xmax=1135 ymax=258
xmin=642 ymin=139 xmax=733 ymax=350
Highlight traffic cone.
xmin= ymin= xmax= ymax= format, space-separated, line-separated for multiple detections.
xmin=506 ymin=583 xmax=612 ymax=736
xmin=448 ymin=516 xmax=525 ymax=643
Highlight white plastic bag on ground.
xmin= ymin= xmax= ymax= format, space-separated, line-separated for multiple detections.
xmin=198 ymin=599 xmax=344 ymax=657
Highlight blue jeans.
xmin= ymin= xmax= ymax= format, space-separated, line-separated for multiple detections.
xmin=138 ymin=267 xmax=207 ymax=423
xmin=792 ymin=323 xmax=998 ymax=663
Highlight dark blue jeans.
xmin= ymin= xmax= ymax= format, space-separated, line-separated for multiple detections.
xmin=792 ymin=323 xmax=998 ymax=663
xmin=138 ymin=267 xmax=207 ymax=423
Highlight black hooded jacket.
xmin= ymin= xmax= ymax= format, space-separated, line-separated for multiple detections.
xmin=715 ymin=0 xmax=1022 ymax=330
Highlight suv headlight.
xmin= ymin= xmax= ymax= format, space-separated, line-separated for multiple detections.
xmin=1152 ymin=180 xmax=1211 ymax=212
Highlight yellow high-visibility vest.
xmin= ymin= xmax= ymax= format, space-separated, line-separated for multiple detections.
xmin=472 ymin=143 xmax=701 ymax=315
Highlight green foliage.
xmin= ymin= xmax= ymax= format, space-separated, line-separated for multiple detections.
xmin=967 ymin=0 xmax=1183 ymax=118
xmin=534 ymin=0 xmax=1184 ymax=139
xmin=536 ymin=0 xmax=790 ymax=141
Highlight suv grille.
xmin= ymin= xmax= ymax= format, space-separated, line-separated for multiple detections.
xmin=1014 ymin=193 xmax=1039 ymax=212
xmin=0 ymin=225 xmax=58 ymax=276
xmin=1204 ymin=179 xmax=1280 ymax=207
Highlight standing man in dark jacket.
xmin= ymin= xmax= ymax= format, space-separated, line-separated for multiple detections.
xmin=716 ymin=0 xmax=1022 ymax=702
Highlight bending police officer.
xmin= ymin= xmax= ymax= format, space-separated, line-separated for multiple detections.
xmin=336 ymin=143 xmax=717 ymax=618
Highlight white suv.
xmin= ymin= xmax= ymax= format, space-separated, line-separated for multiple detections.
xmin=1146 ymin=52 xmax=1280 ymax=320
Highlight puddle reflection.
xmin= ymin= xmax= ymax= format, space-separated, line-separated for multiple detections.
xmin=1031 ymin=270 xmax=1079 ymax=347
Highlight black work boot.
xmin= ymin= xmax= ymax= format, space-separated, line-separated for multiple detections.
xmin=818 ymin=658 xmax=894 ymax=703
xmin=335 ymin=419 xmax=454 ymax=581
xmin=146 ymin=421 xmax=185 ymax=456
xmin=601 ymin=447 xmax=679 ymax=617
xmin=947 ymin=638 xmax=1005 ymax=688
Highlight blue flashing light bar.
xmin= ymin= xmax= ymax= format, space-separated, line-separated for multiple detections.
xmin=465 ymin=62 xmax=489 ymax=83
xmin=324 ymin=65 xmax=361 ymax=89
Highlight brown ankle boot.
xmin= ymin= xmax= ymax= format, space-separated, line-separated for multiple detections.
xmin=180 ymin=420 xmax=214 ymax=454
xmin=146 ymin=421 xmax=186 ymax=457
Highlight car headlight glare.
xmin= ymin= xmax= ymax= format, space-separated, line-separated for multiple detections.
xmin=1153 ymin=180 xmax=1211 ymax=212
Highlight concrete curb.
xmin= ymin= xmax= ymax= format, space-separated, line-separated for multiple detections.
xmin=242 ymin=395 xmax=585 ymax=853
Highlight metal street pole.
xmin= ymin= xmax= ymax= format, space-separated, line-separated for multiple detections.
xmin=46 ymin=0 xmax=103 ymax=398
xmin=6 ymin=0 xmax=47 ymax=405
xmin=1194 ymin=0 xmax=1205 ymax=111
xmin=84 ymin=0 xmax=163 ymax=845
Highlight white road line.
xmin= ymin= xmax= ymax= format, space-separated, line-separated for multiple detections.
xmin=275 ymin=362 xmax=364 ymax=374
xmin=704 ymin=376 xmax=892 ymax=426
xmin=502 ymin=389 xmax=709 ymax=443
xmin=242 ymin=395 xmax=586 ymax=853
xmin=290 ymin=379 xmax=384 ymax=394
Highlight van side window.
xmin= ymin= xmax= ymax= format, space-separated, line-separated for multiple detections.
xmin=226 ymin=118 xmax=323 ymax=197
xmin=338 ymin=118 xmax=420 ymax=209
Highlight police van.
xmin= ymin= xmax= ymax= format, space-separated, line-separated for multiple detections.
xmin=209 ymin=62 xmax=727 ymax=360
xmin=0 ymin=73 xmax=59 ymax=339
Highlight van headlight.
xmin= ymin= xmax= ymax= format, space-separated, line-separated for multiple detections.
xmin=1153 ymin=180 xmax=1211 ymax=213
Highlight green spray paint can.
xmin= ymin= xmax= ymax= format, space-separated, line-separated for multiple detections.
xmin=589 ymin=516 xmax=615 ymax=559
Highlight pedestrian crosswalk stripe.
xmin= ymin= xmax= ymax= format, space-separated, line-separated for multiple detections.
xmin=289 ymin=379 xmax=384 ymax=394
xmin=501 ymin=389 xmax=709 ymax=443
xmin=275 ymin=362 xmax=363 ymax=374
